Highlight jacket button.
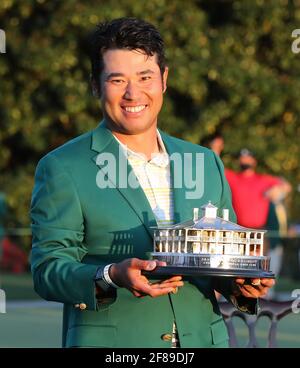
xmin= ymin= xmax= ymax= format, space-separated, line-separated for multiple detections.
xmin=161 ymin=333 xmax=172 ymax=341
xmin=74 ymin=303 xmax=87 ymax=310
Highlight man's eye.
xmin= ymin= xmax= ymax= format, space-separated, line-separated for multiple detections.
xmin=141 ymin=76 xmax=151 ymax=81
xmin=111 ymin=79 xmax=124 ymax=84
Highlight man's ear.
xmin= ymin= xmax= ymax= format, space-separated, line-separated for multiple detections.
xmin=162 ymin=66 xmax=169 ymax=93
xmin=91 ymin=76 xmax=101 ymax=98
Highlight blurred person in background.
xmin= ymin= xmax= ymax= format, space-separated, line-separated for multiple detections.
xmin=0 ymin=192 xmax=6 ymax=262
xmin=201 ymin=135 xmax=292 ymax=283
xmin=201 ymin=132 xmax=224 ymax=157
xmin=225 ymin=149 xmax=292 ymax=288
xmin=0 ymin=192 xmax=28 ymax=273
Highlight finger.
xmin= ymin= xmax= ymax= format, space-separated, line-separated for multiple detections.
xmin=143 ymin=261 xmax=158 ymax=271
xmin=235 ymin=278 xmax=265 ymax=286
xmin=249 ymin=278 xmax=275 ymax=288
xmin=242 ymin=284 xmax=263 ymax=293
xmin=149 ymin=287 xmax=178 ymax=298
xmin=132 ymin=289 xmax=146 ymax=298
xmin=161 ymin=276 xmax=183 ymax=283
xmin=238 ymin=284 xmax=262 ymax=298
xmin=154 ymin=260 xmax=167 ymax=267
xmin=134 ymin=280 xmax=182 ymax=297
xmin=238 ymin=287 xmax=257 ymax=298
xmin=247 ymin=287 xmax=269 ymax=298
xmin=148 ymin=276 xmax=182 ymax=286
xmin=131 ymin=279 xmax=155 ymax=295
xmin=129 ymin=275 xmax=184 ymax=297
xmin=239 ymin=284 xmax=269 ymax=298
xmin=170 ymin=287 xmax=178 ymax=294
xmin=143 ymin=275 xmax=183 ymax=287
xmin=259 ymin=287 xmax=269 ymax=297
xmin=130 ymin=258 xmax=158 ymax=271
xmin=235 ymin=278 xmax=246 ymax=285
xmin=151 ymin=281 xmax=184 ymax=289
xmin=128 ymin=274 xmax=180 ymax=296
xmin=251 ymin=279 xmax=261 ymax=286
xmin=131 ymin=278 xmax=179 ymax=296
xmin=260 ymin=278 xmax=276 ymax=287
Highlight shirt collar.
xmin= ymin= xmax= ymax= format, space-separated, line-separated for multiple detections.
xmin=112 ymin=130 xmax=169 ymax=168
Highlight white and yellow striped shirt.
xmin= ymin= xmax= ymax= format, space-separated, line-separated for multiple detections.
xmin=113 ymin=131 xmax=175 ymax=227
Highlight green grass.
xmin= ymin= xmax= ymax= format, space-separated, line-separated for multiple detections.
xmin=0 ymin=272 xmax=62 ymax=347
xmin=0 ymin=272 xmax=299 ymax=348
xmin=0 ymin=305 xmax=62 ymax=347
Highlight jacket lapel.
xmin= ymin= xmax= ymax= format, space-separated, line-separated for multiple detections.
xmin=91 ymin=122 xmax=157 ymax=238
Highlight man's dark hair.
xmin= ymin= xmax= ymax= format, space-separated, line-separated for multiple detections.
xmin=89 ymin=17 xmax=166 ymax=95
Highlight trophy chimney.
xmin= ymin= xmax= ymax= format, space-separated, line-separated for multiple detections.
xmin=222 ymin=209 xmax=229 ymax=221
xmin=193 ymin=208 xmax=199 ymax=221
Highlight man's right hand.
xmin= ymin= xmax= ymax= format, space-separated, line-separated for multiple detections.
xmin=109 ymin=258 xmax=184 ymax=298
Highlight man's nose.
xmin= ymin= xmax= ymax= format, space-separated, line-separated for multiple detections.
xmin=123 ymin=81 xmax=141 ymax=100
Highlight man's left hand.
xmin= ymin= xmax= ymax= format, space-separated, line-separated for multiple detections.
xmin=233 ymin=278 xmax=275 ymax=298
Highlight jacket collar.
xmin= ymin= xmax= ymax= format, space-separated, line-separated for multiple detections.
xmin=91 ymin=120 xmax=114 ymax=153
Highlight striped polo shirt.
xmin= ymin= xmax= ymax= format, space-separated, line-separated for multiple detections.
xmin=113 ymin=131 xmax=174 ymax=227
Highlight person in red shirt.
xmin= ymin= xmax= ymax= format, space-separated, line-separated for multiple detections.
xmin=201 ymin=139 xmax=281 ymax=297
xmin=226 ymin=149 xmax=292 ymax=288
xmin=225 ymin=149 xmax=291 ymax=229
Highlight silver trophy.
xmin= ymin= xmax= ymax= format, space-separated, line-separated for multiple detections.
xmin=148 ymin=202 xmax=274 ymax=278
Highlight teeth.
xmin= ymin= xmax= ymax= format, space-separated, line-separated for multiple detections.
xmin=124 ymin=105 xmax=146 ymax=113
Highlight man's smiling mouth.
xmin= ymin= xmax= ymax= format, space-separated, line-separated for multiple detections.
xmin=122 ymin=105 xmax=147 ymax=113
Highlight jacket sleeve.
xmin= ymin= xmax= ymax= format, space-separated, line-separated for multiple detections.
xmin=30 ymin=153 xmax=100 ymax=311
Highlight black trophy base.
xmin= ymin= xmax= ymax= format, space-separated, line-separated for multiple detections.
xmin=142 ymin=266 xmax=275 ymax=279
xmin=142 ymin=252 xmax=275 ymax=279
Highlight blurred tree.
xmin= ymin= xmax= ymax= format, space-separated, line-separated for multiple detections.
xmin=0 ymin=0 xmax=299 ymax=252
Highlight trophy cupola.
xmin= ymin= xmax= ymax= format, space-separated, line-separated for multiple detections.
xmin=201 ymin=201 xmax=218 ymax=219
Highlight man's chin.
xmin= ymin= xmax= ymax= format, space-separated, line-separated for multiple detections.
xmin=118 ymin=127 xmax=154 ymax=135
xmin=106 ymin=119 xmax=157 ymax=135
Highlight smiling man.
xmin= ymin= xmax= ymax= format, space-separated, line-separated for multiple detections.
xmin=30 ymin=17 xmax=274 ymax=348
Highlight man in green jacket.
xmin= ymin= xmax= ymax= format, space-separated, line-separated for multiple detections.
xmin=30 ymin=17 xmax=274 ymax=348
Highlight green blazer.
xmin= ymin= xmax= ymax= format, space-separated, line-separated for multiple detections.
xmin=31 ymin=122 xmax=240 ymax=348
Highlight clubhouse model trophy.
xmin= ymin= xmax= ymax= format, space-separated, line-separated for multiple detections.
xmin=148 ymin=202 xmax=274 ymax=278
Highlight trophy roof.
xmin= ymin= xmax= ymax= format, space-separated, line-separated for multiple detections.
xmin=168 ymin=216 xmax=264 ymax=232
xmin=154 ymin=202 xmax=266 ymax=233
